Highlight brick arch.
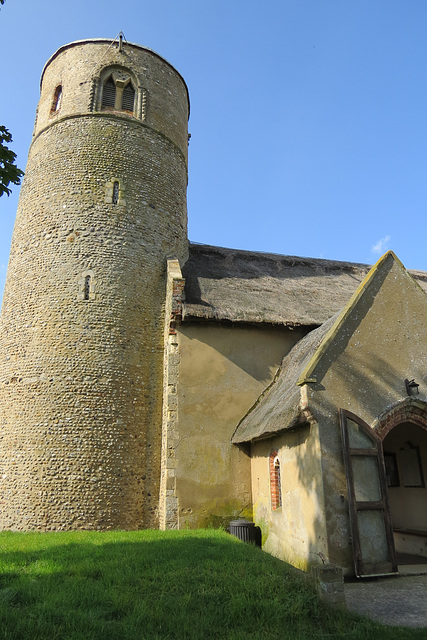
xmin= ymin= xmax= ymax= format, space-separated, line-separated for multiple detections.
xmin=373 ymin=398 xmax=427 ymax=441
xmin=269 ymin=451 xmax=282 ymax=510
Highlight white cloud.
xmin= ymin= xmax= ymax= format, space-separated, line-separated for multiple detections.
xmin=371 ymin=235 xmax=391 ymax=255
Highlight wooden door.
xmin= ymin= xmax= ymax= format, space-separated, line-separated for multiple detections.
xmin=339 ymin=409 xmax=398 ymax=577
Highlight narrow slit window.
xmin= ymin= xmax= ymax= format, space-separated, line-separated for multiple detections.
xmin=112 ymin=181 xmax=120 ymax=205
xmin=51 ymin=85 xmax=62 ymax=113
xmin=102 ymin=77 xmax=116 ymax=109
xmin=275 ymin=458 xmax=282 ymax=508
xmin=83 ymin=275 xmax=91 ymax=301
xmin=122 ymin=83 xmax=135 ymax=112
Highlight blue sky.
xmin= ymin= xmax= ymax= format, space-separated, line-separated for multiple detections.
xmin=1 ymin=1 xmax=427 ymax=302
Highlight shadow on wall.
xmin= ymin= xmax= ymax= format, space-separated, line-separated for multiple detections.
xmin=288 ymin=423 xmax=329 ymax=570
xmin=180 ymin=323 xmax=306 ymax=383
xmin=310 ymin=351 xmax=424 ymax=570
xmin=256 ymin=424 xmax=327 ymax=572
xmin=317 ymin=349 xmax=421 ymax=424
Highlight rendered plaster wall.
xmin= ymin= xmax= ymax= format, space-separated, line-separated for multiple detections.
xmin=393 ymin=531 xmax=427 ymax=557
xmin=314 ymin=419 xmax=354 ymax=572
xmin=0 ymin=40 xmax=189 ymax=530
xmin=384 ymin=423 xmax=427 ymax=531
xmin=304 ymin=257 xmax=427 ymax=570
xmin=175 ymin=323 xmax=304 ymax=528
xmin=251 ymin=424 xmax=328 ymax=570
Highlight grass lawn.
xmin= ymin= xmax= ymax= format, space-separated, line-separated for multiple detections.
xmin=0 ymin=529 xmax=424 ymax=640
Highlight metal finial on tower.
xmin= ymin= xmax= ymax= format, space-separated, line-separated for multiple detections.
xmin=108 ymin=31 xmax=127 ymax=52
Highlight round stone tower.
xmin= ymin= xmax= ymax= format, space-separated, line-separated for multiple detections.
xmin=0 ymin=38 xmax=189 ymax=530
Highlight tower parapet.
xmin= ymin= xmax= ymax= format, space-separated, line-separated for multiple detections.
xmin=0 ymin=38 xmax=189 ymax=530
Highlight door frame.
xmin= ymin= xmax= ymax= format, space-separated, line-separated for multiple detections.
xmin=339 ymin=408 xmax=398 ymax=577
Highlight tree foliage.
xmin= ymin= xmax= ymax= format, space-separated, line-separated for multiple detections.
xmin=0 ymin=3 xmax=24 ymax=197
xmin=0 ymin=126 xmax=24 ymax=197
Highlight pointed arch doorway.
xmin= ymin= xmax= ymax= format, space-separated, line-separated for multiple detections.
xmin=340 ymin=400 xmax=427 ymax=577
xmin=376 ymin=400 xmax=427 ymax=564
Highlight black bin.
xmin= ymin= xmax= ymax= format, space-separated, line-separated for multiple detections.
xmin=229 ymin=518 xmax=256 ymax=543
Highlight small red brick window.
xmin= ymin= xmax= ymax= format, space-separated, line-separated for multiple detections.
xmin=51 ymin=85 xmax=62 ymax=114
xmin=269 ymin=451 xmax=282 ymax=510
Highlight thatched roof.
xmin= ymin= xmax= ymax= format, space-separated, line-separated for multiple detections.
xmin=231 ymin=315 xmax=338 ymax=444
xmin=183 ymin=244 xmax=427 ymax=327
xmin=232 ymin=250 xmax=427 ymax=444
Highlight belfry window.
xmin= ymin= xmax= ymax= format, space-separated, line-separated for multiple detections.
xmin=102 ymin=77 xmax=116 ymax=109
xmin=122 ymin=83 xmax=135 ymax=112
xmin=100 ymin=73 xmax=136 ymax=115
xmin=51 ymin=85 xmax=62 ymax=114
xmin=97 ymin=69 xmax=137 ymax=115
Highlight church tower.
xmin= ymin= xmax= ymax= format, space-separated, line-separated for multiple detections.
xmin=0 ymin=38 xmax=189 ymax=530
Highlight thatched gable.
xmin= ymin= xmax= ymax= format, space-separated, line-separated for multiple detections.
xmin=182 ymin=244 xmax=427 ymax=327
xmin=232 ymin=251 xmax=427 ymax=444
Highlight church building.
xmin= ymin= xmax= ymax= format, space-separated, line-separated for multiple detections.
xmin=1 ymin=37 xmax=426 ymax=578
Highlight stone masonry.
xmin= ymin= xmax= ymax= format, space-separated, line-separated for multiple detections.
xmin=0 ymin=39 xmax=189 ymax=530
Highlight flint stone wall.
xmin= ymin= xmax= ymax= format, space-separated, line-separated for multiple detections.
xmin=0 ymin=40 xmax=189 ymax=530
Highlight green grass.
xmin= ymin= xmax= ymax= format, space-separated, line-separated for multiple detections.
xmin=0 ymin=529 xmax=423 ymax=640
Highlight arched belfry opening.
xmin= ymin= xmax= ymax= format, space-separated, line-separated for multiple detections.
xmin=122 ymin=82 xmax=135 ymax=112
xmin=98 ymin=67 xmax=139 ymax=116
xmin=101 ymin=76 xmax=116 ymax=109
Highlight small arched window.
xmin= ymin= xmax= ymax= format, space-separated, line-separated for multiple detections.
xmin=269 ymin=452 xmax=282 ymax=510
xmin=122 ymin=82 xmax=135 ymax=112
xmin=51 ymin=85 xmax=62 ymax=114
xmin=102 ymin=77 xmax=116 ymax=109
xmin=78 ymin=270 xmax=95 ymax=301
xmin=105 ymin=178 xmax=126 ymax=206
